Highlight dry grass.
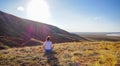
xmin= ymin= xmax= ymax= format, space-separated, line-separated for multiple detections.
xmin=0 ymin=41 xmax=120 ymax=66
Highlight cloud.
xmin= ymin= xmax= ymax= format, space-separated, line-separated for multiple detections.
xmin=94 ymin=17 xmax=102 ymax=20
xmin=17 ymin=6 xmax=24 ymax=11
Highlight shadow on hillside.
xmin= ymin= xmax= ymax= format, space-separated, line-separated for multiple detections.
xmin=44 ymin=51 xmax=59 ymax=66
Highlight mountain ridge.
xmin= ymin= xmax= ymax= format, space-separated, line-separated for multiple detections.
xmin=0 ymin=11 xmax=86 ymax=48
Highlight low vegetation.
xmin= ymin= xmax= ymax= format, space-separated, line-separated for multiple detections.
xmin=0 ymin=41 xmax=120 ymax=66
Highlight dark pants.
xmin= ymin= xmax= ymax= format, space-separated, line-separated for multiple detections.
xmin=45 ymin=49 xmax=52 ymax=53
xmin=44 ymin=49 xmax=52 ymax=56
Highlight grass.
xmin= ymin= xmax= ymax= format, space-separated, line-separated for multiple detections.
xmin=0 ymin=41 xmax=120 ymax=66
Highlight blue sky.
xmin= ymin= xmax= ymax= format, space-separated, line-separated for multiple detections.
xmin=0 ymin=0 xmax=120 ymax=32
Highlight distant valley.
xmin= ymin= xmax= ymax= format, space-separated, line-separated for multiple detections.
xmin=74 ymin=32 xmax=120 ymax=41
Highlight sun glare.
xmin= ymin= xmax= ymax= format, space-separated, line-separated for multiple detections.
xmin=27 ymin=0 xmax=51 ymax=23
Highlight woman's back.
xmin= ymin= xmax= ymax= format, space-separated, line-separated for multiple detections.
xmin=44 ymin=41 xmax=52 ymax=50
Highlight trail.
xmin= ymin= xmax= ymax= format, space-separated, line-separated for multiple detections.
xmin=0 ymin=36 xmax=43 ymax=46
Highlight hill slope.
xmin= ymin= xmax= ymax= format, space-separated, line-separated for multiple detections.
xmin=0 ymin=11 xmax=86 ymax=48
xmin=0 ymin=41 xmax=120 ymax=66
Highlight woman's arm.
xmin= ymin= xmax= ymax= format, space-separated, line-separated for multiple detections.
xmin=51 ymin=42 xmax=54 ymax=49
xmin=43 ymin=42 xmax=45 ymax=50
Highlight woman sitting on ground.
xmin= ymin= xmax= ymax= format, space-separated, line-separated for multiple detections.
xmin=43 ymin=36 xmax=53 ymax=54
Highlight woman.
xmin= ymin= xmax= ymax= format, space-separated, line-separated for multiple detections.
xmin=43 ymin=36 xmax=53 ymax=53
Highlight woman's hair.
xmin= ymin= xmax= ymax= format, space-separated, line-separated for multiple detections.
xmin=46 ymin=36 xmax=51 ymax=41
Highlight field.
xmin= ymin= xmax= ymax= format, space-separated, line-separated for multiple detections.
xmin=0 ymin=41 xmax=120 ymax=66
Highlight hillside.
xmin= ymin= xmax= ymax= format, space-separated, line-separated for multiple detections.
xmin=0 ymin=41 xmax=120 ymax=66
xmin=0 ymin=11 xmax=86 ymax=48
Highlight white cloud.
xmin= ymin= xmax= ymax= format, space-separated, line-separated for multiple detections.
xmin=94 ymin=17 xmax=102 ymax=20
xmin=17 ymin=6 xmax=24 ymax=11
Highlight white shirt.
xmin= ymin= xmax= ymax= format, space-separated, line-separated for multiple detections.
xmin=44 ymin=41 xmax=52 ymax=50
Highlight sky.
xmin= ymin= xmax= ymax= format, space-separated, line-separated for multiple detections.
xmin=0 ymin=0 xmax=120 ymax=32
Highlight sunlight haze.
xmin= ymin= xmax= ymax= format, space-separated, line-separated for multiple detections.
xmin=27 ymin=0 xmax=52 ymax=24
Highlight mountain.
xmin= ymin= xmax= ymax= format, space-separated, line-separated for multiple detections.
xmin=0 ymin=11 xmax=86 ymax=48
